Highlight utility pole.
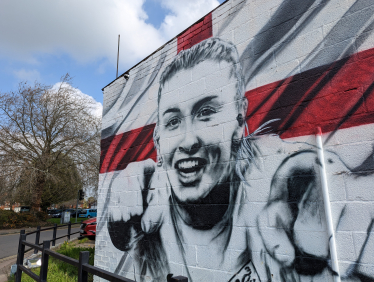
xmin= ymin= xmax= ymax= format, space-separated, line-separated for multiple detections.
xmin=75 ymin=190 xmax=79 ymax=223
xmin=76 ymin=189 xmax=84 ymax=223
xmin=116 ymin=34 xmax=120 ymax=78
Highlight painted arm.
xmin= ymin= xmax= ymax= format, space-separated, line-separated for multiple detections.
xmin=107 ymin=159 xmax=168 ymax=251
xmin=258 ymin=150 xmax=332 ymax=275
xmin=259 ymin=148 xmax=374 ymax=279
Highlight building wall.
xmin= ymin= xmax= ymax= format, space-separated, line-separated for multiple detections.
xmin=0 ymin=202 xmax=21 ymax=211
xmin=95 ymin=0 xmax=374 ymax=281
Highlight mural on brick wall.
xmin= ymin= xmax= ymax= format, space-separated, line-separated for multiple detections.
xmin=96 ymin=0 xmax=374 ymax=281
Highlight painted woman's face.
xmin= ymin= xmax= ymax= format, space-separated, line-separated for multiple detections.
xmin=157 ymin=60 xmax=244 ymax=203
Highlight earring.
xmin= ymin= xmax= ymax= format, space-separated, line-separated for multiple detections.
xmin=236 ymin=114 xmax=244 ymax=127
xmin=157 ymin=156 xmax=163 ymax=167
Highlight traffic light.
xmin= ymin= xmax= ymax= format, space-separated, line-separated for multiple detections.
xmin=78 ymin=189 xmax=85 ymax=200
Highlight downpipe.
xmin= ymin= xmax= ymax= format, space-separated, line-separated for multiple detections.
xmin=316 ymin=127 xmax=341 ymax=282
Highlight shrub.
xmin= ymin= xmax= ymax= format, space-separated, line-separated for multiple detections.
xmin=35 ymin=211 xmax=49 ymax=221
xmin=0 ymin=210 xmax=14 ymax=227
xmin=0 ymin=210 xmax=46 ymax=229
xmin=0 ymin=210 xmax=21 ymax=229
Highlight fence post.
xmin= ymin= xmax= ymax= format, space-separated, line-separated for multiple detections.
xmin=78 ymin=251 xmax=90 ymax=282
xmin=15 ymin=234 xmax=26 ymax=282
xmin=68 ymin=221 xmax=72 ymax=240
xmin=39 ymin=240 xmax=51 ymax=282
xmin=16 ymin=230 xmax=25 ymax=265
xmin=52 ymin=224 xmax=57 ymax=246
xmin=34 ymin=226 xmax=41 ymax=254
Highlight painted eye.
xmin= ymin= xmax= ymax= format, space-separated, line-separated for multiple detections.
xmin=166 ymin=117 xmax=180 ymax=129
xmin=197 ymin=107 xmax=216 ymax=118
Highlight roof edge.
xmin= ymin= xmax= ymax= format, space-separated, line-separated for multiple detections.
xmin=101 ymin=0 xmax=228 ymax=91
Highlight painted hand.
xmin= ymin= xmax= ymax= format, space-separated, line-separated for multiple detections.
xmin=258 ymin=150 xmax=330 ymax=275
xmin=108 ymin=159 xmax=169 ymax=235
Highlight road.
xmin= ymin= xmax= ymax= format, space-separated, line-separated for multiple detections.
xmin=0 ymin=227 xmax=81 ymax=260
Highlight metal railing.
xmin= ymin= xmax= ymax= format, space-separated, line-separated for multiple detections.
xmin=15 ymin=223 xmax=188 ymax=282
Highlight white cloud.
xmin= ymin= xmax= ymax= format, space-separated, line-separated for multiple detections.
xmin=13 ymin=69 xmax=41 ymax=82
xmin=52 ymin=82 xmax=103 ymax=119
xmin=0 ymin=0 xmax=220 ymax=69
xmin=159 ymin=0 xmax=219 ymax=39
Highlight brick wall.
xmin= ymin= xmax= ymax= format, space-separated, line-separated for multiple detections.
xmin=95 ymin=0 xmax=374 ymax=281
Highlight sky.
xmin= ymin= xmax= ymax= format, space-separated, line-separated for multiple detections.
xmin=0 ymin=0 xmax=226 ymax=113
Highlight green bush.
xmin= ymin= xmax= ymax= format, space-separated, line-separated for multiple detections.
xmin=0 ymin=210 xmax=12 ymax=221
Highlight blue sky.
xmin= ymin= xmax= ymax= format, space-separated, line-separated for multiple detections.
xmin=0 ymin=0 xmax=225 ymax=110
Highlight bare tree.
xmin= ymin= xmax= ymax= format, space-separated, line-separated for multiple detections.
xmin=0 ymin=153 xmax=20 ymax=209
xmin=0 ymin=75 xmax=101 ymax=211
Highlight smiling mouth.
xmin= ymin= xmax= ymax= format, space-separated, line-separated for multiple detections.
xmin=174 ymin=158 xmax=207 ymax=185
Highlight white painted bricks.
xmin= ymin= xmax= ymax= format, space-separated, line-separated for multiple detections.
xmin=96 ymin=0 xmax=374 ymax=281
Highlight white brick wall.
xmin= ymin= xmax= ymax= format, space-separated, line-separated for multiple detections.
xmin=96 ymin=0 xmax=374 ymax=281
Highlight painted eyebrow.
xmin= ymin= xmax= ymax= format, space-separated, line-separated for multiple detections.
xmin=162 ymin=107 xmax=181 ymax=116
xmin=191 ymin=96 xmax=218 ymax=115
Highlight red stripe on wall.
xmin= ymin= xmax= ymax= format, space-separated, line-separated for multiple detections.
xmin=245 ymin=48 xmax=374 ymax=139
xmin=177 ymin=13 xmax=213 ymax=54
xmin=100 ymin=124 xmax=157 ymax=174
xmin=100 ymin=47 xmax=374 ymax=173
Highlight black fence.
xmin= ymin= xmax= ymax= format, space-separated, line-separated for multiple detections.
xmin=15 ymin=222 xmax=188 ymax=282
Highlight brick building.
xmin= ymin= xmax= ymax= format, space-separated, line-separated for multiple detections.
xmin=95 ymin=0 xmax=374 ymax=281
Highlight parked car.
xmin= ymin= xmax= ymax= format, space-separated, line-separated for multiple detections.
xmin=79 ymin=217 xmax=96 ymax=238
xmin=50 ymin=209 xmax=62 ymax=218
xmin=19 ymin=206 xmax=31 ymax=213
xmin=79 ymin=209 xmax=97 ymax=218
xmin=70 ymin=209 xmax=83 ymax=217
xmin=47 ymin=209 xmax=54 ymax=216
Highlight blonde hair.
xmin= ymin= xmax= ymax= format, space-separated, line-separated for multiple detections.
xmin=158 ymin=38 xmax=245 ymax=109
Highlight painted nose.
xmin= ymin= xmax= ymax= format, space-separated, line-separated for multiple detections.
xmin=178 ymin=130 xmax=201 ymax=155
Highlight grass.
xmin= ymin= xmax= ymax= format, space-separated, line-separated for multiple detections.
xmin=8 ymin=240 xmax=95 ymax=282
xmin=77 ymin=237 xmax=90 ymax=244
xmin=47 ymin=217 xmax=86 ymax=225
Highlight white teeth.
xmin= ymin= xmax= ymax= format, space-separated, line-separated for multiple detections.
xmin=178 ymin=160 xmax=199 ymax=169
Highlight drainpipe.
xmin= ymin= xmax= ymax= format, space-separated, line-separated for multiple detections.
xmin=316 ymin=127 xmax=341 ymax=282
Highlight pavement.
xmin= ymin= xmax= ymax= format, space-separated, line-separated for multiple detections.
xmin=0 ymin=248 xmax=36 ymax=282
xmin=0 ymin=227 xmax=39 ymax=282
xmin=0 ymin=255 xmax=17 ymax=282
xmin=0 ymin=227 xmax=39 ymax=236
